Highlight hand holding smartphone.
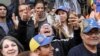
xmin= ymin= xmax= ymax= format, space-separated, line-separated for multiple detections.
xmin=54 ymin=15 xmax=62 ymax=28
xmin=55 ymin=15 xmax=61 ymax=24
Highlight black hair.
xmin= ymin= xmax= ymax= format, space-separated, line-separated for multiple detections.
xmin=0 ymin=3 xmax=8 ymax=16
xmin=17 ymin=3 xmax=30 ymax=18
xmin=18 ymin=3 xmax=30 ymax=11
xmin=0 ymin=3 xmax=7 ymax=10
xmin=34 ymin=0 xmax=45 ymax=8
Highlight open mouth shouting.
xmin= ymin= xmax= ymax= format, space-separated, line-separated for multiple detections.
xmin=39 ymin=23 xmax=53 ymax=36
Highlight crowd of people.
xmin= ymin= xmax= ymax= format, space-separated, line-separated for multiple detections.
xmin=0 ymin=0 xmax=99 ymax=56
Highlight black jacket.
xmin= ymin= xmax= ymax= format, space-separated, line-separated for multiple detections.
xmin=97 ymin=44 xmax=100 ymax=56
xmin=0 ymin=20 xmax=17 ymax=40
xmin=17 ymin=18 xmax=35 ymax=51
xmin=52 ymin=28 xmax=82 ymax=56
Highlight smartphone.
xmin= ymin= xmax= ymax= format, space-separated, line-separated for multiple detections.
xmin=55 ymin=15 xmax=61 ymax=24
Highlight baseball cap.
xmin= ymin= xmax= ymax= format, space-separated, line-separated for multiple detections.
xmin=94 ymin=0 xmax=100 ymax=12
xmin=29 ymin=34 xmax=53 ymax=51
xmin=81 ymin=18 xmax=99 ymax=33
xmin=96 ymin=6 xmax=100 ymax=12
xmin=55 ymin=5 xmax=69 ymax=14
xmin=98 ymin=21 xmax=100 ymax=28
